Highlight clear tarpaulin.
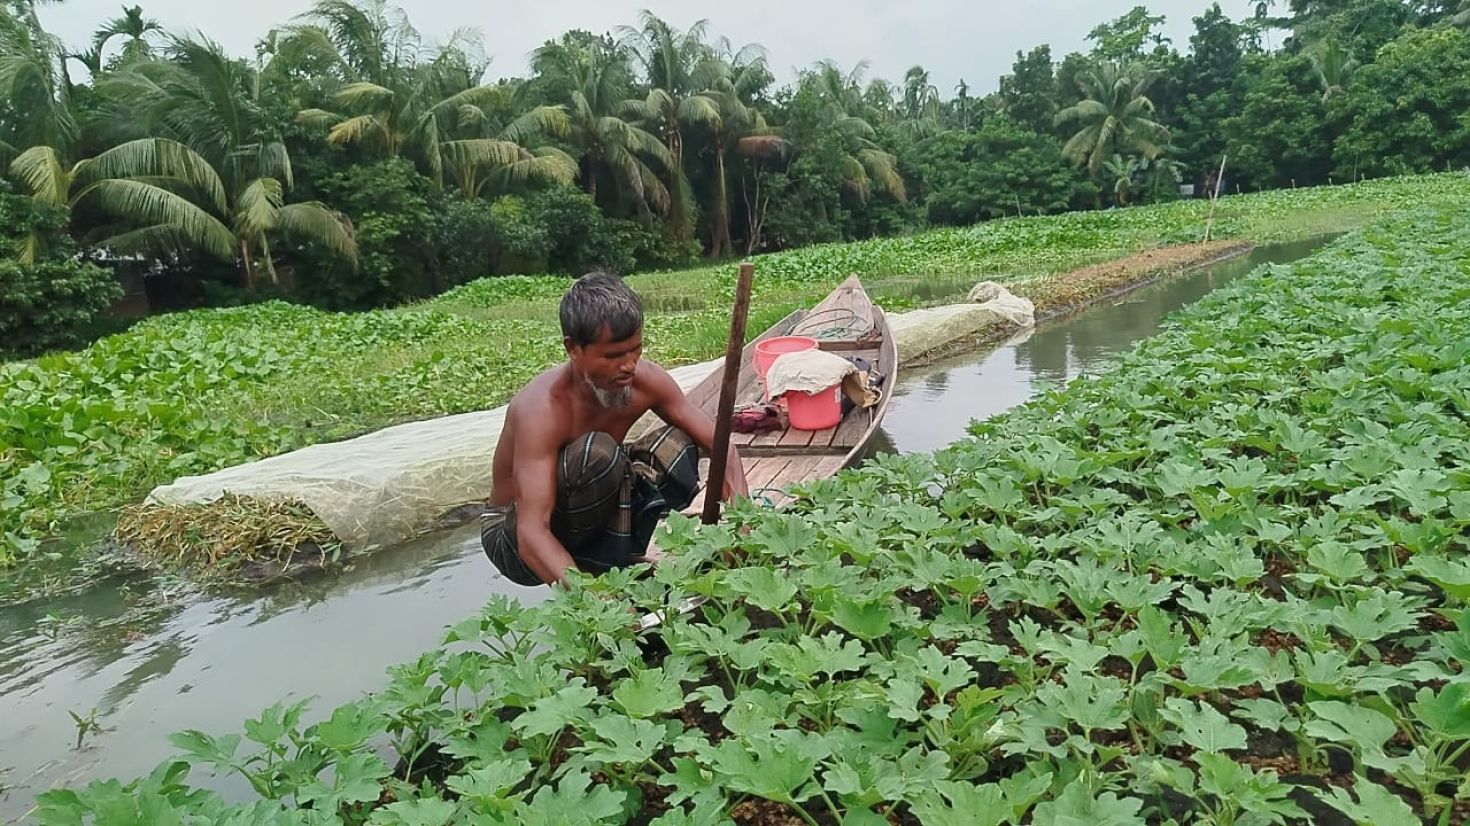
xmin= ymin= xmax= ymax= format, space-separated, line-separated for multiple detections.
xmin=147 ymin=361 xmax=722 ymax=550
xmin=889 ymin=282 xmax=1034 ymax=362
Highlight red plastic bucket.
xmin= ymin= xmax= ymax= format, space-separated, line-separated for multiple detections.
xmin=785 ymin=383 xmax=843 ymax=431
xmin=754 ymin=336 xmax=818 ymax=380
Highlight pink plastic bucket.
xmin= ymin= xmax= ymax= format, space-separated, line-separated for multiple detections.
xmin=753 ymin=336 xmax=818 ymax=380
xmin=786 ymin=383 xmax=843 ymax=431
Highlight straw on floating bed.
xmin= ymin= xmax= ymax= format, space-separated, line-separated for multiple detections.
xmin=115 ymin=494 xmax=343 ymax=583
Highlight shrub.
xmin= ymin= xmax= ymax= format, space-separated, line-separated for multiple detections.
xmin=296 ymin=159 xmax=437 ymax=309
xmin=0 ymin=258 xmax=122 ymax=358
xmin=523 ymin=187 xmax=639 ymax=275
xmin=0 ymin=185 xmax=122 ymax=358
xmin=913 ymin=119 xmax=1075 ymax=226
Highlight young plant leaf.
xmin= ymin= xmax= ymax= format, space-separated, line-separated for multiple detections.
xmin=1318 ymin=779 xmax=1418 ymax=826
xmin=611 ymin=668 xmax=685 ymax=719
xmin=1162 ymin=698 xmax=1247 ymax=752
xmin=1029 ymin=783 xmax=1145 ymax=826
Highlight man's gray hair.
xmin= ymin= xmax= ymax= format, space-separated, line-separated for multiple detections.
xmin=560 ymin=271 xmax=643 ymax=346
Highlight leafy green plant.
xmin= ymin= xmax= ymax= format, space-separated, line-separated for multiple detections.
xmin=21 ymin=192 xmax=1470 ymax=824
xmin=68 ymin=707 xmax=112 ymax=750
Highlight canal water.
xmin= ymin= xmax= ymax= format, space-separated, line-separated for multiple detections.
xmin=0 ymin=237 xmax=1330 ymax=821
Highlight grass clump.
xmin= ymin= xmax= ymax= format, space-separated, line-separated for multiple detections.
xmin=115 ymin=494 xmax=341 ymax=582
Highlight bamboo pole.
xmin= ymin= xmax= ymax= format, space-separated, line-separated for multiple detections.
xmin=1203 ymin=153 xmax=1228 ymax=243
xmin=702 ymin=262 xmax=756 ymax=524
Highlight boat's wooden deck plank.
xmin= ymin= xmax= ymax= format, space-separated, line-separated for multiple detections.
xmin=761 ymin=456 xmax=848 ymax=507
xmin=778 ymin=424 xmax=815 ymax=449
xmin=683 ymin=453 xmax=845 ymax=514
xmin=833 ymin=408 xmax=873 ymax=448
xmin=749 ymin=457 xmax=794 ymax=493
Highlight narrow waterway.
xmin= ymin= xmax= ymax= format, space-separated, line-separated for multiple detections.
xmin=0 ymin=236 xmax=1330 ymax=821
xmin=876 ymin=237 xmax=1331 ymax=454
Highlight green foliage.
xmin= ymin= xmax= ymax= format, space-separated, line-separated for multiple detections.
xmin=2 ymin=173 xmax=1465 ymax=568
xmin=998 ymin=46 xmax=1058 ymax=136
xmin=425 ymin=196 xmax=499 ymax=286
xmin=1330 ymin=26 xmax=1470 ymax=178
xmin=1086 ymin=5 xmax=1173 ymax=62
xmin=301 ymin=158 xmax=437 ymax=308
xmin=0 ymin=186 xmax=121 ymax=358
xmin=32 ymin=199 xmax=1470 ymax=823
xmin=1224 ymin=54 xmax=1334 ymax=190
xmin=913 ymin=119 xmax=1075 ymax=225
xmin=1055 ymin=62 xmax=1171 ymax=178
xmin=9 ymin=0 xmax=1470 ymax=330
xmin=512 ymin=187 xmax=630 ymax=275
xmin=0 ymin=258 xmax=121 ymax=358
xmin=1172 ymin=4 xmax=1245 ymax=179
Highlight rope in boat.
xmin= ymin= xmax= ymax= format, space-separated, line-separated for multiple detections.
xmin=793 ymin=306 xmax=872 ymax=341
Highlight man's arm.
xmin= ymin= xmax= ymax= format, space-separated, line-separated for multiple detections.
xmin=645 ymin=363 xmax=750 ymax=501
xmin=507 ymin=403 xmax=578 ymax=587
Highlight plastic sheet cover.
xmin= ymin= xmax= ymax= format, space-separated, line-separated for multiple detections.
xmin=147 ymin=361 xmax=722 ymax=550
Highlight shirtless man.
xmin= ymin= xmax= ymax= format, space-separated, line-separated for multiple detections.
xmin=482 ymin=272 xmax=750 ymax=587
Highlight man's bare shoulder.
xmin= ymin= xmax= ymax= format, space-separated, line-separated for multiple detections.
xmin=506 ymin=366 xmax=568 ymax=422
xmin=633 ymin=359 xmax=680 ymax=392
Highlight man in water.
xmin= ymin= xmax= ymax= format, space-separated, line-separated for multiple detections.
xmin=482 ymin=272 xmax=750 ymax=587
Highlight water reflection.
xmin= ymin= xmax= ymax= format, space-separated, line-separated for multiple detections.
xmin=879 ymin=238 xmax=1331 ymax=455
xmin=0 ymin=525 xmax=546 ymax=820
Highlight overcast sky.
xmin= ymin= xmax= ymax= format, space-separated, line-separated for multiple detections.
xmin=40 ymin=0 xmax=1238 ymax=94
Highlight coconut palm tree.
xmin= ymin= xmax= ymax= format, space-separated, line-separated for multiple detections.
xmin=805 ymin=60 xmax=906 ymax=203
xmin=696 ymin=43 xmax=771 ymax=256
xmin=862 ymin=77 xmax=899 ymax=123
xmin=1055 ymin=61 xmax=1170 ymax=177
xmin=288 ymin=2 xmax=571 ymax=193
xmin=298 ymin=66 xmax=574 ymax=193
xmin=13 ymin=39 xmax=355 ymax=282
xmin=899 ymin=65 xmax=934 ymax=125
xmin=283 ymin=0 xmax=419 ymax=89
xmin=618 ymin=11 xmax=721 ymax=243
xmin=529 ymin=37 xmax=670 ymax=214
xmin=90 ymin=5 xmax=162 ymax=68
xmin=0 ymin=1 xmax=75 ymax=159
xmin=13 ymin=138 xmax=355 ymax=283
xmin=1309 ymin=38 xmax=1357 ymax=101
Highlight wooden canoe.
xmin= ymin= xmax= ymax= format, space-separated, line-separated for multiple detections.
xmin=679 ymin=274 xmax=897 ymax=513
xmin=633 ymin=276 xmax=894 ymax=632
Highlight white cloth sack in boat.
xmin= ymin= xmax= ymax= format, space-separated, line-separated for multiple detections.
xmin=890 ymin=282 xmax=1035 ymax=362
xmin=146 ymin=360 xmax=723 ymax=550
xmin=765 ymin=349 xmax=880 ymax=407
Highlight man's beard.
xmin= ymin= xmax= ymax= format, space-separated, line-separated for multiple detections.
xmin=584 ymin=374 xmax=633 ymax=410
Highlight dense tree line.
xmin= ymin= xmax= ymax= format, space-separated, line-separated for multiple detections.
xmin=2 ymin=0 xmax=1469 ymax=354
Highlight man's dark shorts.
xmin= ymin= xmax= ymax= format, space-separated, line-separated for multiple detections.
xmin=481 ymin=424 xmax=700 ymax=586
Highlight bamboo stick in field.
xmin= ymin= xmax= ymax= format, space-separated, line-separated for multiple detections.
xmin=702 ymin=262 xmax=756 ymax=525
xmin=1204 ymin=153 xmax=1229 ymax=243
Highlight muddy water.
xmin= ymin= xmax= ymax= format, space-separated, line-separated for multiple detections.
xmin=0 ymin=527 xmax=546 ymax=820
xmin=0 ymin=237 xmax=1328 ymax=820
xmin=876 ymin=237 xmax=1331 ymax=455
